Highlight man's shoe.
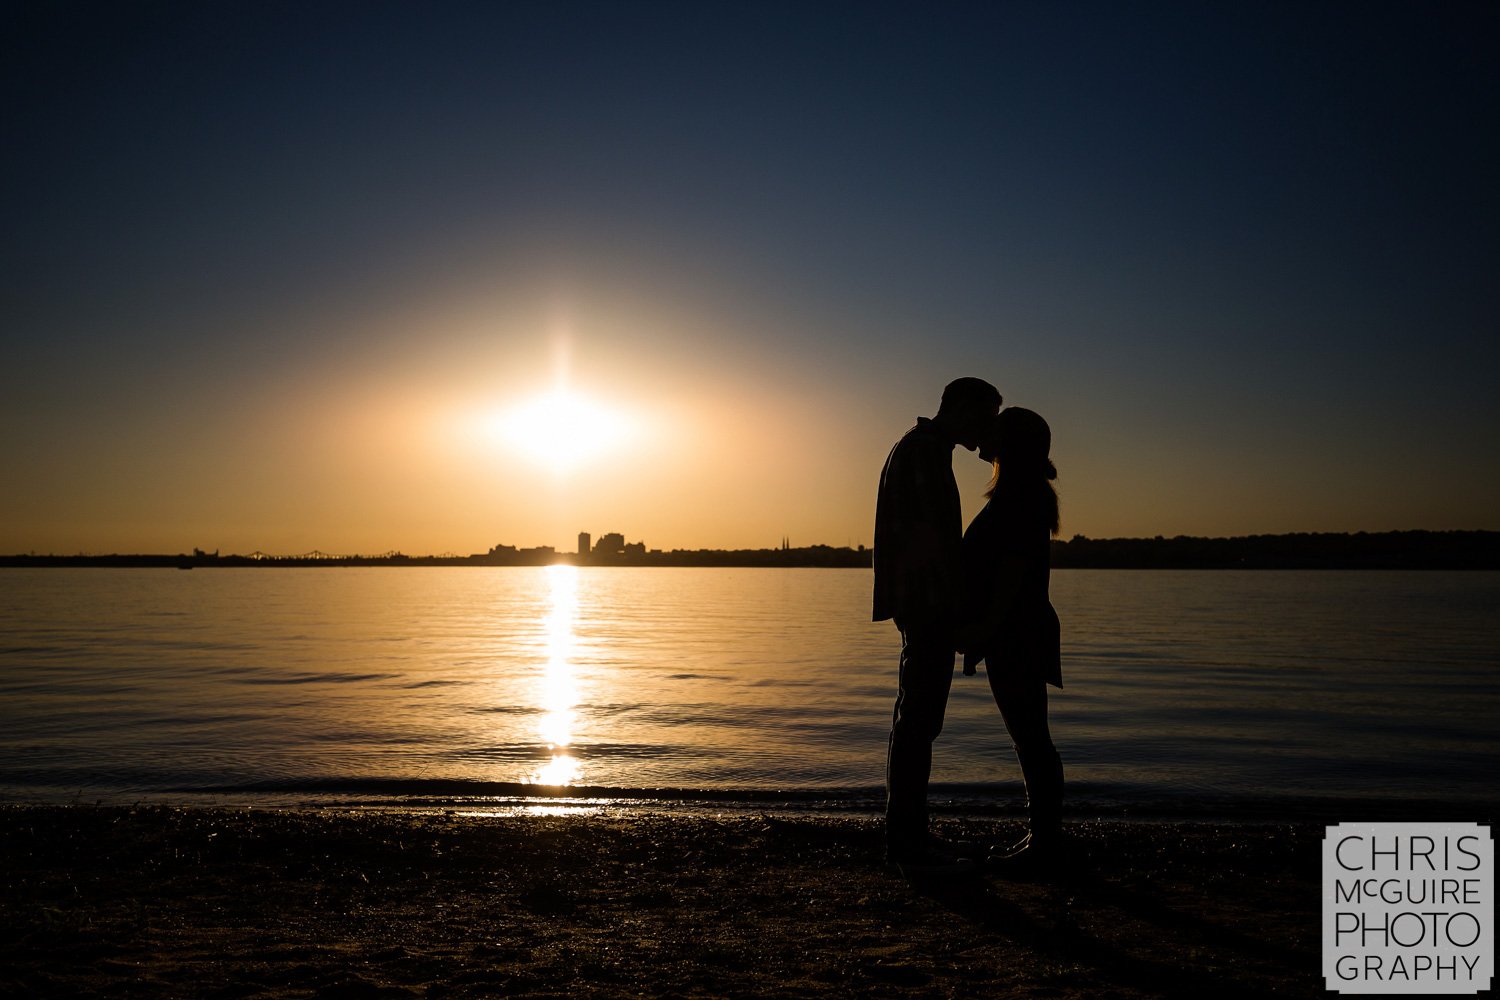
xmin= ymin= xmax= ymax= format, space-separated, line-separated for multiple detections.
xmin=887 ymin=846 xmax=976 ymax=876
xmin=985 ymin=836 xmax=1064 ymax=881
xmin=886 ymin=836 xmax=976 ymax=875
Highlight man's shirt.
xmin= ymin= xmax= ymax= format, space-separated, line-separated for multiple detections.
xmin=872 ymin=417 xmax=962 ymax=624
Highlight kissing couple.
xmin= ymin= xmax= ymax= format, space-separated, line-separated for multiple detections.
xmin=873 ymin=377 xmax=1063 ymax=876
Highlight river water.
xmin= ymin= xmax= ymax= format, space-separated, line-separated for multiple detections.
xmin=2 ymin=567 xmax=1496 ymax=814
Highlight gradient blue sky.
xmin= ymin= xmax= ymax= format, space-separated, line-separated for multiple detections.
xmin=4 ymin=1 xmax=1497 ymax=554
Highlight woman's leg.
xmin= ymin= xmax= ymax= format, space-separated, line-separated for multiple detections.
xmin=987 ymin=664 xmax=1063 ymax=846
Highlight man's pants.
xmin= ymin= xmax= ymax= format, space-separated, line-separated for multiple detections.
xmin=885 ymin=621 xmax=955 ymax=849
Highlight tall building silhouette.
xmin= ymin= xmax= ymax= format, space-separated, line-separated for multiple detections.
xmin=578 ymin=532 xmax=591 ymax=557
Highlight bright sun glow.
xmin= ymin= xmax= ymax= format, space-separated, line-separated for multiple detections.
xmin=495 ymin=388 xmax=634 ymax=474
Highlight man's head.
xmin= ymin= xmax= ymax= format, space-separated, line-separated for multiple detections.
xmin=934 ymin=377 xmax=1002 ymax=450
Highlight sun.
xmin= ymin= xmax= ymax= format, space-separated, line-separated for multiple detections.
xmin=494 ymin=388 xmax=634 ymax=473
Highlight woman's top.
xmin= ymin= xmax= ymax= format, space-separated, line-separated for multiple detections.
xmin=961 ymin=484 xmax=1062 ymax=687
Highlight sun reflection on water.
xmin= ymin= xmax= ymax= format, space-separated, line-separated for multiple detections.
xmin=531 ymin=564 xmax=581 ymax=785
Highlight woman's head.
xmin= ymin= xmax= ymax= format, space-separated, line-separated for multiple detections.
xmin=980 ymin=407 xmax=1059 ymax=532
xmin=979 ymin=407 xmax=1053 ymax=476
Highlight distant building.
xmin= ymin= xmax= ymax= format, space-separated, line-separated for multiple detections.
xmin=578 ymin=532 xmax=591 ymax=557
xmin=587 ymin=531 xmax=649 ymax=561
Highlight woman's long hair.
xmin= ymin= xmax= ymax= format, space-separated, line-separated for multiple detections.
xmin=981 ymin=407 xmax=1059 ymax=536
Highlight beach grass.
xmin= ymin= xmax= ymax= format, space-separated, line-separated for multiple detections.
xmin=1 ymin=805 xmax=1326 ymax=997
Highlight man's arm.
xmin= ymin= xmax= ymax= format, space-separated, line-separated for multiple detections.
xmin=882 ymin=435 xmax=961 ymax=625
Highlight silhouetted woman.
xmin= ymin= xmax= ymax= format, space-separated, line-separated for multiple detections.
xmin=960 ymin=407 xmax=1064 ymax=870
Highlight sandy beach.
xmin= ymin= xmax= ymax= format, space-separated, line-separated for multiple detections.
xmin=0 ymin=805 xmax=1330 ymax=998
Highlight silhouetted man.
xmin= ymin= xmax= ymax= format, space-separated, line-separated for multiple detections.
xmin=874 ymin=377 xmax=1001 ymax=870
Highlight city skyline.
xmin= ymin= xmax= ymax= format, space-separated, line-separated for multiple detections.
xmin=8 ymin=528 xmax=1495 ymax=572
xmin=5 ymin=3 xmax=1497 ymax=554
xmin=3 ymin=529 xmax=838 ymax=560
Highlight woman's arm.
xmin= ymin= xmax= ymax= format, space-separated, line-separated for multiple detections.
xmin=979 ymin=549 xmax=1027 ymax=635
xmin=956 ymin=549 xmax=1025 ymax=655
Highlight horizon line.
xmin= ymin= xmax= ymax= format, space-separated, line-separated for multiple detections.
xmin=5 ymin=527 xmax=1498 ymax=561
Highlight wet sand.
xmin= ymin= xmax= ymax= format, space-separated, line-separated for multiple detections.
xmin=2 ymin=805 xmax=1326 ymax=998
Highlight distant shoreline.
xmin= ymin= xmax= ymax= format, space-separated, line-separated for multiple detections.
xmin=3 ymin=529 xmax=1498 ymax=569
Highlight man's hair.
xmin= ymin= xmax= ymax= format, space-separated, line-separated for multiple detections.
xmin=939 ymin=377 xmax=1001 ymax=414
